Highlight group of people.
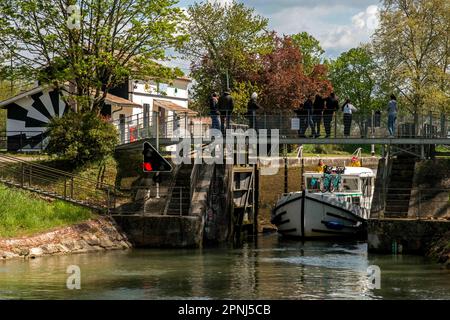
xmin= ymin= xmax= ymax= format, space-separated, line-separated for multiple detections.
xmin=294 ymin=93 xmax=358 ymax=138
xmin=209 ymin=89 xmax=399 ymax=138
xmin=295 ymin=93 xmax=399 ymax=138
xmin=209 ymin=89 xmax=260 ymax=133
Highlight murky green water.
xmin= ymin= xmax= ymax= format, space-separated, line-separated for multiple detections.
xmin=0 ymin=234 xmax=449 ymax=300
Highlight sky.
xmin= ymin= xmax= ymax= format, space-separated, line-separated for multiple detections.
xmin=172 ymin=0 xmax=381 ymax=73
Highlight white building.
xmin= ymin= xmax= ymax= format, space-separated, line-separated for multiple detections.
xmin=0 ymin=77 xmax=196 ymax=151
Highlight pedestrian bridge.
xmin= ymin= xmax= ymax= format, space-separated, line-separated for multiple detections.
xmin=113 ymin=111 xmax=450 ymax=147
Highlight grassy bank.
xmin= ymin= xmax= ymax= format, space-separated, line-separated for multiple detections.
xmin=0 ymin=184 xmax=94 ymax=238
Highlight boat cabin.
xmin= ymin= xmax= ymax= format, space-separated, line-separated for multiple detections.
xmin=303 ymin=166 xmax=375 ymax=214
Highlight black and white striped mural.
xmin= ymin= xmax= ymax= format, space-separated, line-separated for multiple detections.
xmin=5 ymin=88 xmax=68 ymax=151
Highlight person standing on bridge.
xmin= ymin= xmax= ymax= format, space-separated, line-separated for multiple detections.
xmin=247 ymin=92 xmax=260 ymax=130
xmin=313 ymin=94 xmax=324 ymax=138
xmin=387 ymin=94 xmax=398 ymax=137
xmin=294 ymin=102 xmax=308 ymax=138
xmin=324 ymin=92 xmax=338 ymax=138
xmin=209 ymin=92 xmax=221 ymax=131
xmin=218 ymin=89 xmax=234 ymax=134
xmin=304 ymin=95 xmax=315 ymax=137
xmin=342 ymin=98 xmax=358 ymax=137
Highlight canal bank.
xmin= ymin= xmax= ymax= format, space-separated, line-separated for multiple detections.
xmin=0 ymin=217 xmax=131 ymax=260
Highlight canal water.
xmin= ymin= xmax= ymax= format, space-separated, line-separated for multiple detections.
xmin=1 ymin=234 xmax=449 ymax=300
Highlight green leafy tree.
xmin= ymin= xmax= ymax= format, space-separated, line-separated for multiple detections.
xmin=329 ymin=46 xmax=379 ymax=116
xmin=0 ymin=0 xmax=187 ymax=113
xmin=181 ymin=0 xmax=270 ymax=113
xmin=46 ymin=111 xmax=118 ymax=165
xmin=291 ymin=32 xmax=325 ymax=75
xmin=372 ymin=0 xmax=450 ymax=114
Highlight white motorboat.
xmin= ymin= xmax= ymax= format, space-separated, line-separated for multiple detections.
xmin=271 ymin=166 xmax=375 ymax=238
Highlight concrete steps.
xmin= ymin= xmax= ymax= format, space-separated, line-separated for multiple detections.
xmin=166 ymin=164 xmax=193 ymax=216
xmin=384 ymin=157 xmax=416 ymax=217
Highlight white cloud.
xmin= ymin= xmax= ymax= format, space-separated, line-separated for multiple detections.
xmin=208 ymin=0 xmax=232 ymax=6
xmin=268 ymin=4 xmax=379 ymax=57
xmin=352 ymin=5 xmax=379 ymax=31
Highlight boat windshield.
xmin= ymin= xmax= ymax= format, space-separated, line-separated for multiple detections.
xmin=341 ymin=178 xmax=359 ymax=192
xmin=306 ymin=177 xmax=321 ymax=192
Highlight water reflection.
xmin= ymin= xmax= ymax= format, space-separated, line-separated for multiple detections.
xmin=0 ymin=234 xmax=449 ymax=300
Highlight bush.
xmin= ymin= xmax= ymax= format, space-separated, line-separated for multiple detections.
xmin=46 ymin=111 xmax=118 ymax=166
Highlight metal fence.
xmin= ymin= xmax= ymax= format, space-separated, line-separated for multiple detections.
xmin=112 ymin=110 xmax=450 ymax=144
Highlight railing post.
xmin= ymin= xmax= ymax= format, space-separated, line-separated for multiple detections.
xmin=441 ymin=113 xmax=446 ymax=138
xmin=29 ymin=166 xmax=32 ymax=187
xmin=155 ymin=111 xmax=160 ymax=148
xmin=64 ymin=177 xmax=67 ymax=199
xmin=136 ymin=113 xmax=140 ymax=139
xmin=429 ymin=111 xmax=433 ymax=138
xmin=70 ymin=177 xmax=74 ymax=199
xmin=21 ymin=163 xmax=24 ymax=187
xmin=334 ymin=111 xmax=337 ymax=138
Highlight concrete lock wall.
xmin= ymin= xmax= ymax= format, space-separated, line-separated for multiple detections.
xmin=368 ymin=158 xmax=450 ymax=254
xmin=368 ymin=219 xmax=450 ymax=254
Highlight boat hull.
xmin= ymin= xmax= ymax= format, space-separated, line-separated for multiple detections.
xmin=271 ymin=192 xmax=366 ymax=238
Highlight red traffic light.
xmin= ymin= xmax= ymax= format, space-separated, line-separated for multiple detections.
xmin=142 ymin=162 xmax=153 ymax=172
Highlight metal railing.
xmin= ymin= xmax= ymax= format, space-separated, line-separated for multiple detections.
xmin=112 ymin=110 xmax=450 ymax=144
xmin=371 ymin=188 xmax=450 ymax=220
xmin=0 ymin=153 xmax=123 ymax=213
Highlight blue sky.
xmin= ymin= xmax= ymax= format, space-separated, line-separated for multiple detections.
xmin=176 ymin=0 xmax=381 ymax=59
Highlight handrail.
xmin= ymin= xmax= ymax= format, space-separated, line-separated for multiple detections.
xmin=0 ymin=153 xmax=119 ymax=213
xmin=0 ymin=154 xmax=115 ymax=190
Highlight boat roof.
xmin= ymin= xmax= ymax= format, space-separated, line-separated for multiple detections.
xmin=304 ymin=166 xmax=375 ymax=177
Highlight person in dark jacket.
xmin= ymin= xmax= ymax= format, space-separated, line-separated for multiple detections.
xmin=294 ymin=103 xmax=308 ymax=137
xmin=247 ymin=92 xmax=260 ymax=129
xmin=209 ymin=92 xmax=221 ymax=131
xmin=218 ymin=89 xmax=234 ymax=133
xmin=313 ymin=94 xmax=324 ymax=137
xmin=323 ymin=92 xmax=339 ymax=138
xmin=303 ymin=95 xmax=315 ymax=137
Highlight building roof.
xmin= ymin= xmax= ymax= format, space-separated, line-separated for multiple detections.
xmin=105 ymin=93 xmax=141 ymax=108
xmin=153 ymin=99 xmax=197 ymax=116
xmin=0 ymin=85 xmax=141 ymax=109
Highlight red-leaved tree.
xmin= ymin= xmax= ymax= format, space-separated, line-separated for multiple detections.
xmin=248 ymin=35 xmax=333 ymax=112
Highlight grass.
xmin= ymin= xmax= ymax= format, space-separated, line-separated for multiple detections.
xmin=0 ymin=184 xmax=94 ymax=238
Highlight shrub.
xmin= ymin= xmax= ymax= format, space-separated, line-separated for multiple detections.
xmin=46 ymin=111 xmax=118 ymax=166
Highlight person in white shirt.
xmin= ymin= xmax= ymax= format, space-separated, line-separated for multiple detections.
xmin=342 ymin=99 xmax=358 ymax=137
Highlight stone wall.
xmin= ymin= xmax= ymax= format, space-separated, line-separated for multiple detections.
xmin=368 ymin=219 xmax=450 ymax=254
xmin=408 ymin=159 xmax=450 ymax=219
xmin=0 ymin=217 xmax=131 ymax=260
xmin=113 ymin=215 xmax=203 ymax=248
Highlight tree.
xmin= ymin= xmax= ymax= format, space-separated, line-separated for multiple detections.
xmin=251 ymin=35 xmax=332 ymax=112
xmin=46 ymin=111 xmax=118 ymax=165
xmin=181 ymin=0 xmax=270 ymax=111
xmin=0 ymin=0 xmax=187 ymax=113
xmin=329 ymin=46 xmax=379 ymax=115
xmin=291 ymin=32 xmax=325 ymax=75
xmin=372 ymin=0 xmax=450 ymax=114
